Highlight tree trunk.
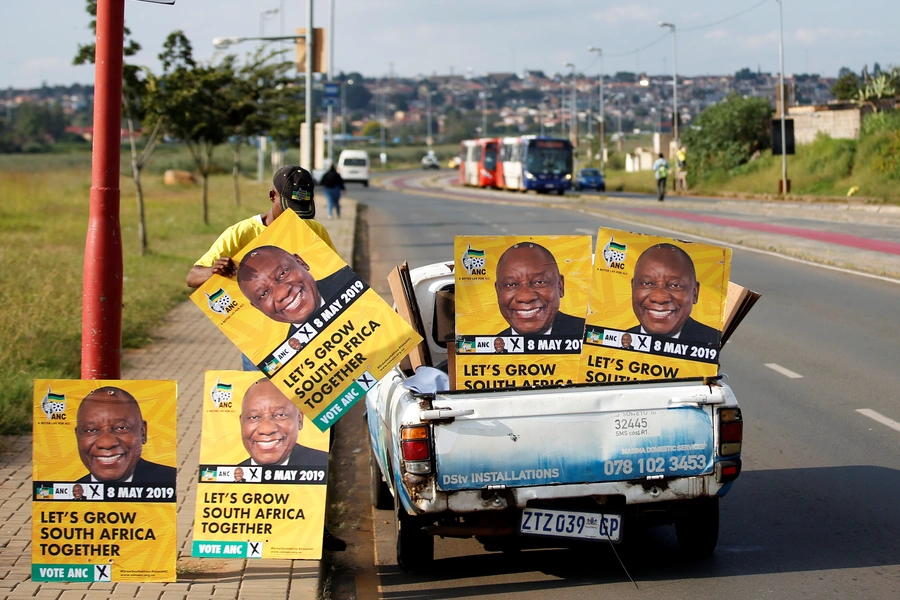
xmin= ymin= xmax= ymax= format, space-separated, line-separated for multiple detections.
xmin=201 ymin=142 xmax=215 ymax=225
xmin=232 ymin=144 xmax=241 ymax=207
xmin=125 ymin=112 xmax=148 ymax=255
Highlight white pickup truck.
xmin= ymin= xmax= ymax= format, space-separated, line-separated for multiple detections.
xmin=366 ymin=261 xmax=745 ymax=571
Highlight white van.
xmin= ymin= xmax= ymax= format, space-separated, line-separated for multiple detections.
xmin=337 ymin=149 xmax=370 ymax=187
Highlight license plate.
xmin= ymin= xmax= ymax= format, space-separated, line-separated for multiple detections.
xmin=519 ymin=508 xmax=622 ymax=542
xmin=544 ymin=183 xmax=554 ymax=188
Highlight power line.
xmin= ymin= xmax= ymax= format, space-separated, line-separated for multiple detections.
xmin=602 ymin=0 xmax=770 ymax=60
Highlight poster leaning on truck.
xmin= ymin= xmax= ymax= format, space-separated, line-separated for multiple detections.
xmin=579 ymin=228 xmax=731 ymax=383
xmin=453 ymin=235 xmax=592 ymax=390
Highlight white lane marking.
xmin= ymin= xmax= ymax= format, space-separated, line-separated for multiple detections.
xmin=574 ymin=228 xmax=595 ymax=235
xmin=857 ymin=409 xmax=900 ymax=433
xmin=765 ymin=363 xmax=803 ymax=378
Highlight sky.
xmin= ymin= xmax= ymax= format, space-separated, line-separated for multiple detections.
xmin=2 ymin=0 xmax=896 ymax=89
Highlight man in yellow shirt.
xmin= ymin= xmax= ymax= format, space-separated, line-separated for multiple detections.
xmin=187 ymin=165 xmax=335 ymax=287
xmin=186 ymin=165 xmax=335 ymax=371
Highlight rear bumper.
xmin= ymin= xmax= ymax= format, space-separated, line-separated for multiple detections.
xmin=401 ymin=472 xmax=731 ymax=515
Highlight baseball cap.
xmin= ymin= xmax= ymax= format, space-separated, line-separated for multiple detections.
xmin=273 ymin=165 xmax=316 ymax=219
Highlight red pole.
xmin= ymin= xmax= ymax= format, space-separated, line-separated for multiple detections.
xmin=81 ymin=0 xmax=125 ymax=379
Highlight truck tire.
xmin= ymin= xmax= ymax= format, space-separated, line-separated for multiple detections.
xmin=674 ymin=497 xmax=719 ymax=559
xmin=396 ymin=506 xmax=434 ymax=572
xmin=369 ymin=443 xmax=393 ymax=510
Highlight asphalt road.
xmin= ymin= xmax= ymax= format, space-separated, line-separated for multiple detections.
xmin=329 ymin=175 xmax=900 ymax=600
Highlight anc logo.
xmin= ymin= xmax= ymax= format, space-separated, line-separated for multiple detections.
xmin=585 ymin=329 xmax=604 ymax=344
xmin=602 ymin=236 xmax=627 ymax=269
xmin=263 ymin=357 xmax=281 ymax=375
xmin=210 ymin=379 xmax=233 ymax=408
xmin=41 ymin=388 xmax=67 ymax=420
xmin=460 ymin=243 xmax=487 ymax=275
xmin=206 ymin=288 xmax=237 ymax=315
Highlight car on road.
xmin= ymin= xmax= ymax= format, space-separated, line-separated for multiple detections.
xmin=574 ymin=167 xmax=605 ymax=192
xmin=421 ymin=151 xmax=440 ymax=170
xmin=337 ymin=149 xmax=370 ymax=187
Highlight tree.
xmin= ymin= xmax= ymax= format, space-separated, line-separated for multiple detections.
xmin=855 ymin=65 xmax=899 ymax=114
xmin=832 ymin=72 xmax=861 ymax=101
xmin=224 ymin=46 xmax=295 ymax=206
xmin=360 ymin=120 xmax=383 ymax=138
xmin=74 ymin=0 xmax=161 ymax=255
xmin=150 ymin=31 xmax=255 ymax=224
xmin=681 ymin=93 xmax=772 ymax=182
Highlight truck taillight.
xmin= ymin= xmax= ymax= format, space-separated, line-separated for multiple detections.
xmin=401 ymin=425 xmax=432 ymax=474
xmin=718 ymin=408 xmax=743 ymax=456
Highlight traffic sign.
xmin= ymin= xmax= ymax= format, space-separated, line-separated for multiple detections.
xmin=322 ymin=82 xmax=340 ymax=108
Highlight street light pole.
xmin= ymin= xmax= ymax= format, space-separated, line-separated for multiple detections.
xmin=564 ymin=62 xmax=576 ymax=145
xmin=327 ymin=0 xmax=335 ymax=166
xmin=659 ymin=22 xmax=678 ymax=150
xmin=302 ymin=0 xmax=314 ymax=172
xmin=341 ymin=78 xmax=353 ymax=138
xmin=777 ymin=0 xmax=788 ymax=194
xmin=588 ymin=46 xmax=604 ymax=170
xmin=258 ymin=7 xmax=278 ymax=182
xmin=426 ymin=90 xmax=434 ymax=148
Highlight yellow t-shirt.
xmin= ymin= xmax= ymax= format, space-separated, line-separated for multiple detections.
xmin=194 ymin=215 xmax=336 ymax=267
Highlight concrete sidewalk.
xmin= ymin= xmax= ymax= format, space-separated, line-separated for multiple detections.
xmin=0 ymin=200 xmax=357 ymax=600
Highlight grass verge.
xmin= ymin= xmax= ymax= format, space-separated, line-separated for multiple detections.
xmin=0 ymin=149 xmax=276 ymax=434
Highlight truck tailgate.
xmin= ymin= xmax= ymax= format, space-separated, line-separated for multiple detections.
xmin=430 ymin=381 xmax=721 ymax=492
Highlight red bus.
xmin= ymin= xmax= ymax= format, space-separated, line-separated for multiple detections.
xmin=460 ymin=138 xmax=500 ymax=188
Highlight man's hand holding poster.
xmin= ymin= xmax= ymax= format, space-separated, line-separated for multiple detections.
xmin=192 ymin=372 xmax=329 ymax=560
xmin=31 ymin=380 xmax=177 ymax=582
xmin=578 ymin=229 xmax=731 ymax=382
xmin=454 ymin=235 xmax=592 ymax=389
xmin=190 ymin=211 xmax=422 ymax=431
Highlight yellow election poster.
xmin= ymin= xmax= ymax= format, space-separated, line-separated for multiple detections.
xmin=190 ymin=210 xmax=422 ymax=431
xmin=31 ymin=379 xmax=177 ymax=583
xmin=578 ymin=229 xmax=731 ymax=383
xmin=454 ymin=235 xmax=592 ymax=389
xmin=192 ymin=371 xmax=329 ymax=560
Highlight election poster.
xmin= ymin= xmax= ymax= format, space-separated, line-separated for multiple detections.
xmin=31 ymin=379 xmax=177 ymax=583
xmin=454 ymin=235 xmax=592 ymax=390
xmin=578 ymin=229 xmax=731 ymax=383
xmin=190 ymin=210 xmax=422 ymax=431
xmin=191 ymin=371 xmax=329 ymax=560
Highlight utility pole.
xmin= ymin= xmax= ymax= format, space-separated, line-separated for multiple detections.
xmin=588 ymin=46 xmax=605 ymax=170
xmin=659 ymin=22 xmax=678 ymax=147
xmin=303 ymin=0 xmax=313 ymax=173
xmin=777 ymin=0 xmax=789 ymax=194
xmin=327 ymin=0 xmax=335 ymax=166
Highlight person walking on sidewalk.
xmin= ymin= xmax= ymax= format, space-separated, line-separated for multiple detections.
xmin=320 ymin=164 xmax=345 ymax=219
xmin=653 ymin=153 xmax=669 ymax=202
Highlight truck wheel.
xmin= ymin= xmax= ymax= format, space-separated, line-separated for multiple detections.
xmin=396 ymin=506 xmax=434 ymax=572
xmin=369 ymin=443 xmax=393 ymax=510
xmin=674 ymin=497 xmax=719 ymax=559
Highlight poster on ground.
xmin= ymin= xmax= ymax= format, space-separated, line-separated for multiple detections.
xmin=31 ymin=379 xmax=177 ymax=583
xmin=454 ymin=235 xmax=592 ymax=390
xmin=578 ymin=229 xmax=731 ymax=383
xmin=190 ymin=210 xmax=422 ymax=431
xmin=191 ymin=371 xmax=329 ymax=560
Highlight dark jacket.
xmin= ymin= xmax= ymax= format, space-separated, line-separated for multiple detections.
xmin=320 ymin=168 xmax=345 ymax=190
xmin=496 ymin=311 xmax=585 ymax=337
xmin=77 ymin=458 xmax=176 ymax=484
xmin=627 ymin=317 xmax=720 ymax=345
xmin=239 ymin=443 xmax=329 ymax=468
